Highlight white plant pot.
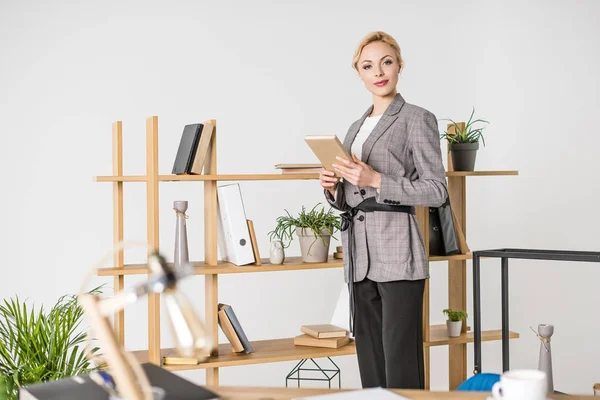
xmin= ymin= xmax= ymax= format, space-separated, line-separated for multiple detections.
xmin=296 ymin=227 xmax=331 ymax=263
xmin=446 ymin=320 xmax=462 ymax=337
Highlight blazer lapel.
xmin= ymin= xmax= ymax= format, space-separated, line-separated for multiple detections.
xmin=343 ymin=105 xmax=373 ymax=152
xmin=361 ymin=93 xmax=406 ymax=162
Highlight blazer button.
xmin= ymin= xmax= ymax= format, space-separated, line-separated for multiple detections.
xmin=358 ymin=215 xmax=365 ymax=221
xmin=360 ymin=189 xmax=366 ymax=195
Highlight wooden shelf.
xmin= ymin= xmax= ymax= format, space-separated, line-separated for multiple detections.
xmin=130 ymin=326 xmax=519 ymax=371
xmin=133 ymin=338 xmax=357 ymax=371
xmin=425 ymin=324 xmax=519 ymax=347
xmin=96 ymin=254 xmax=474 ymax=276
xmin=446 ymin=170 xmax=518 ymax=177
xmin=95 ymin=170 xmax=518 ymax=182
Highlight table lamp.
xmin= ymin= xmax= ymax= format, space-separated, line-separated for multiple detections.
xmin=79 ymin=247 xmax=209 ymax=400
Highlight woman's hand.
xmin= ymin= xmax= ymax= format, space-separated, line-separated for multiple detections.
xmin=332 ymin=153 xmax=381 ymax=189
xmin=320 ymin=168 xmax=339 ymax=196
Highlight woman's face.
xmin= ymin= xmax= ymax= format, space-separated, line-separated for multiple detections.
xmin=357 ymin=41 xmax=400 ymax=97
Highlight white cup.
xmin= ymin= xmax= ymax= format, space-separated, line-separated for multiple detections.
xmin=492 ymin=369 xmax=547 ymax=400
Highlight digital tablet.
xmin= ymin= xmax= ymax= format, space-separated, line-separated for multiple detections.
xmin=305 ymin=135 xmax=352 ymax=177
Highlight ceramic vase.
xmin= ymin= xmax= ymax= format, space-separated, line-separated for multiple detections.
xmin=174 ymin=201 xmax=189 ymax=269
xmin=269 ymin=240 xmax=285 ymax=264
xmin=537 ymin=324 xmax=554 ymax=394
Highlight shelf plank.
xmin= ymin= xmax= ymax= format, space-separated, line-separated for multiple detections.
xmin=130 ymin=327 xmax=519 ymax=370
xmin=159 ymin=174 xmax=320 ymax=181
xmin=425 ymin=324 xmax=519 ymax=347
xmin=95 ymin=171 xmax=518 ymax=182
xmin=96 ymin=254 xmax=478 ymax=276
xmin=95 ymin=176 xmax=147 ymax=182
xmin=446 ymin=170 xmax=518 ymax=177
xmin=97 ymin=257 xmax=342 ymax=276
xmin=132 ymin=338 xmax=357 ymax=371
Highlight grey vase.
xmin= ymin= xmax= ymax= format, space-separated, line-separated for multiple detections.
xmin=174 ymin=201 xmax=189 ymax=269
xmin=537 ymin=324 xmax=554 ymax=394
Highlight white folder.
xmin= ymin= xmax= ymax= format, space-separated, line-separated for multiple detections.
xmin=330 ymin=282 xmax=354 ymax=338
xmin=217 ymin=183 xmax=255 ymax=266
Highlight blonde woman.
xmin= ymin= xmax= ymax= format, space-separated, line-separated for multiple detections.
xmin=320 ymin=31 xmax=448 ymax=389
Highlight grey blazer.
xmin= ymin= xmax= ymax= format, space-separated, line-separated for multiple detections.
xmin=325 ymin=93 xmax=448 ymax=283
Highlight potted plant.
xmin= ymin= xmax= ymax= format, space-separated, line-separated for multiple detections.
xmin=439 ymin=107 xmax=489 ymax=171
xmin=268 ymin=203 xmax=340 ymax=263
xmin=443 ymin=308 xmax=468 ymax=338
xmin=0 ymin=288 xmax=102 ymax=399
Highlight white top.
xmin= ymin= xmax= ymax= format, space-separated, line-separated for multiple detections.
xmin=351 ymin=114 xmax=382 ymax=160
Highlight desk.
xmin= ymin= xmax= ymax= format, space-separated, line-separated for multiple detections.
xmin=211 ymin=386 xmax=595 ymax=399
xmin=472 ymin=248 xmax=600 ymax=373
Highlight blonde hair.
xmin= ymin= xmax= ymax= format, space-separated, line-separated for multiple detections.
xmin=352 ymin=31 xmax=404 ymax=72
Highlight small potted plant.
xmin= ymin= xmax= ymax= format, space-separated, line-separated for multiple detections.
xmin=439 ymin=107 xmax=489 ymax=171
xmin=268 ymin=203 xmax=340 ymax=263
xmin=443 ymin=308 xmax=468 ymax=338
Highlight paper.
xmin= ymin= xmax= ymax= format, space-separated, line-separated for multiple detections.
xmin=294 ymin=387 xmax=411 ymax=399
xmin=330 ymin=282 xmax=354 ymax=339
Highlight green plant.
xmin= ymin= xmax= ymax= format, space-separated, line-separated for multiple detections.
xmin=268 ymin=203 xmax=341 ymax=252
xmin=0 ymin=287 xmax=102 ymax=399
xmin=443 ymin=308 xmax=468 ymax=322
xmin=439 ymin=107 xmax=489 ymax=146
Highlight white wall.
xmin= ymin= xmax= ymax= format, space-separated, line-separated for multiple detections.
xmin=1 ymin=0 xmax=600 ymax=395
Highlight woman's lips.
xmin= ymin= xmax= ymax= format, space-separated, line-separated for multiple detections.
xmin=374 ymin=80 xmax=388 ymax=87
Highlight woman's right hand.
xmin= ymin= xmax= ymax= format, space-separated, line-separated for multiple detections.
xmin=320 ymin=168 xmax=339 ymax=195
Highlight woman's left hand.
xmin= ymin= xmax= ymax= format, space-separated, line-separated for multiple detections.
xmin=332 ymin=153 xmax=381 ymax=189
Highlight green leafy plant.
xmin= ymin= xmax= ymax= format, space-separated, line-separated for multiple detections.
xmin=443 ymin=308 xmax=468 ymax=322
xmin=439 ymin=107 xmax=489 ymax=146
xmin=0 ymin=288 xmax=103 ymax=399
xmin=0 ymin=373 xmax=7 ymax=400
xmin=268 ymin=203 xmax=341 ymax=252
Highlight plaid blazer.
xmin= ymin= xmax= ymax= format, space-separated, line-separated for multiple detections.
xmin=325 ymin=93 xmax=448 ymax=283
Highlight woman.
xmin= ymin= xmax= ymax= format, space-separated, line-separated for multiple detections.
xmin=320 ymin=31 xmax=448 ymax=389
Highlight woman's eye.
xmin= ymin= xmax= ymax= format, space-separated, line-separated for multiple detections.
xmin=363 ymin=65 xmax=371 ymax=70
xmin=384 ymin=60 xmax=393 ymax=65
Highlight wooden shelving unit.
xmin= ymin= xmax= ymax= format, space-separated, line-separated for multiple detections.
xmin=95 ymin=116 xmax=519 ymax=389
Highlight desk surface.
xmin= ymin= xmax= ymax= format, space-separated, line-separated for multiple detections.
xmin=211 ymin=386 xmax=594 ymax=399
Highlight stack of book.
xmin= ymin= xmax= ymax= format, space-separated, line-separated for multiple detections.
xmin=274 ymin=163 xmax=322 ymax=174
xmin=172 ymin=122 xmax=215 ymax=175
xmin=293 ymin=324 xmax=350 ymax=349
xmin=333 ymin=245 xmax=343 ymax=260
xmin=217 ymin=303 xmax=253 ymax=354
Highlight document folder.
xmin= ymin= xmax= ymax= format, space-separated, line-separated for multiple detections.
xmin=217 ymin=183 xmax=255 ymax=266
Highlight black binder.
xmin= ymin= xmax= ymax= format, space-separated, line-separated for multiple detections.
xmin=172 ymin=123 xmax=203 ymax=175
xmin=19 ymin=363 xmax=219 ymax=400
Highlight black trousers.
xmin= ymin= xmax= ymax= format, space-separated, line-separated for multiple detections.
xmin=353 ymin=277 xmax=425 ymax=389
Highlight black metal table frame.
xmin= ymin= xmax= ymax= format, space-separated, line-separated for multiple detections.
xmin=473 ymin=248 xmax=600 ymax=374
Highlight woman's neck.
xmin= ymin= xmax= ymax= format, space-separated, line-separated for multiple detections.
xmin=370 ymin=90 xmax=397 ymax=117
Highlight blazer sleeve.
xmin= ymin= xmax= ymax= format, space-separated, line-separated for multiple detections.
xmin=376 ymin=109 xmax=448 ymax=207
xmin=324 ymin=184 xmax=350 ymax=212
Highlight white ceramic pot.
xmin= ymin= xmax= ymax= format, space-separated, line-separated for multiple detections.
xmin=446 ymin=320 xmax=462 ymax=337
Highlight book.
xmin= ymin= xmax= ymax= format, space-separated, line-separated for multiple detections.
xmin=246 ymin=219 xmax=261 ymax=265
xmin=172 ymin=123 xmax=202 ymax=174
xmin=274 ymin=163 xmax=321 ymax=169
xmin=293 ymin=334 xmax=350 ymax=349
xmin=281 ymin=168 xmax=322 ymax=174
xmin=189 ymin=122 xmax=215 ymax=175
xmin=218 ymin=308 xmax=245 ymax=352
xmin=19 ymin=362 xmax=219 ymax=399
xmin=218 ymin=303 xmax=253 ymax=353
xmin=301 ymin=324 xmax=347 ymax=339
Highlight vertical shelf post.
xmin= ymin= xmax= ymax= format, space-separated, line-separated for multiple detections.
xmin=146 ymin=116 xmax=161 ymax=365
xmin=415 ymin=206 xmax=430 ymax=390
xmin=446 ymin=122 xmax=467 ymax=389
xmin=203 ymin=119 xmax=220 ymax=385
xmin=112 ymin=121 xmax=125 ymax=346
